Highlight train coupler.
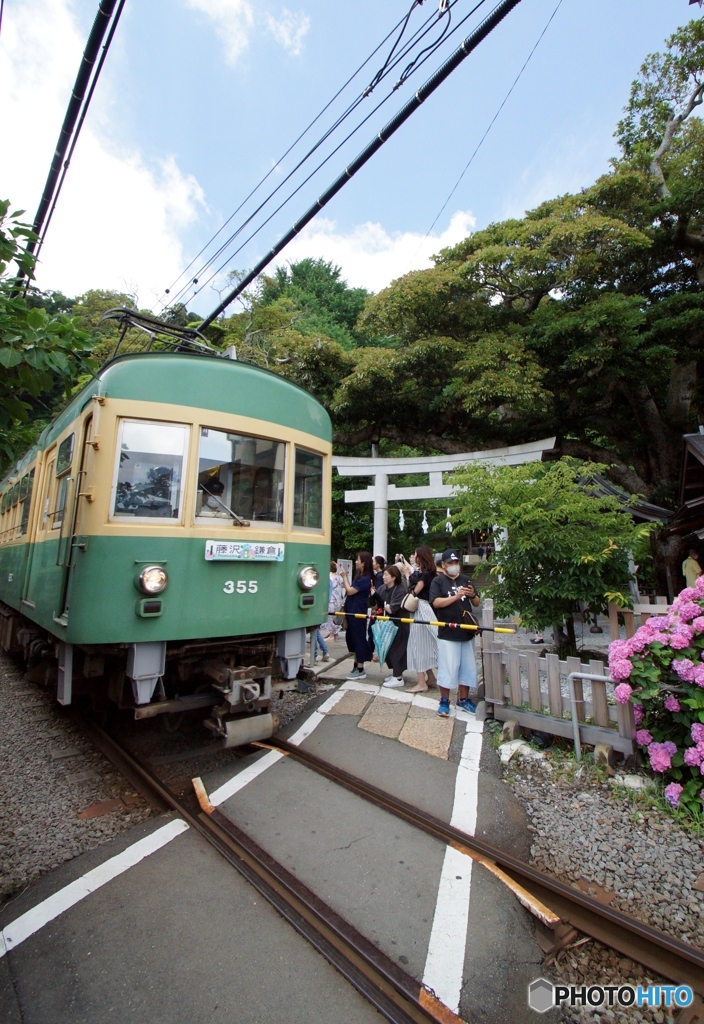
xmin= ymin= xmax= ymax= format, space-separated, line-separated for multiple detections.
xmin=204 ymin=710 xmax=279 ymax=748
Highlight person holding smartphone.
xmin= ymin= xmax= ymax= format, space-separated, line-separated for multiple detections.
xmin=428 ymin=550 xmax=480 ymax=717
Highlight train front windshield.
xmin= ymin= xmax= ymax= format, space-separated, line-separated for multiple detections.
xmin=197 ymin=428 xmax=285 ymax=523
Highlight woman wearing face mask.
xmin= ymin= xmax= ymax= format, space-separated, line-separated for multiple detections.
xmin=340 ymin=551 xmax=375 ymax=680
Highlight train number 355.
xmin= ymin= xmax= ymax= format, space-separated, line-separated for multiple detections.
xmin=223 ymin=580 xmax=258 ymax=594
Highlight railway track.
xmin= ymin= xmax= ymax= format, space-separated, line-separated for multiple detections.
xmin=84 ymin=717 xmax=704 ymax=1024
xmin=84 ymin=720 xmax=464 ymax=1024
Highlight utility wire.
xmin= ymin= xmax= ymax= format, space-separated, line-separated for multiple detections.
xmin=174 ymin=0 xmax=484 ymax=311
xmin=16 ymin=0 xmax=123 ymax=284
xmin=33 ymin=0 xmax=127 ymax=268
xmin=415 ymin=0 xmax=565 ymax=255
xmin=156 ymin=0 xmax=440 ymax=311
xmin=168 ymin=0 xmax=489 ymax=312
xmin=198 ymin=0 xmax=525 ymax=330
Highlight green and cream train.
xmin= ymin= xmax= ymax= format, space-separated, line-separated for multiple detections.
xmin=0 ymin=325 xmax=331 ymax=745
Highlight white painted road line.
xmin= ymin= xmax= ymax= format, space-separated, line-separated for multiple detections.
xmin=0 ymin=818 xmax=189 ymax=959
xmin=422 ymin=721 xmax=483 ymax=1014
xmin=209 ymin=749 xmax=284 ymax=807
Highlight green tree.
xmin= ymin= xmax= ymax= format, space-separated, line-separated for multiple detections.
xmin=0 ymin=202 xmax=96 ymax=469
xmin=450 ymin=459 xmax=647 ymax=652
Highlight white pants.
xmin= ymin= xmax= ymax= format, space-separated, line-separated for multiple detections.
xmin=436 ymin=639 xmax=476 ymax=691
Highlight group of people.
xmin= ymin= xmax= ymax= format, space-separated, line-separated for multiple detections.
xmin=324 ymin=547 xmax=481 ymax=718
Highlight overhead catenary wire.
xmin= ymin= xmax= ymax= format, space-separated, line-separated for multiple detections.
xmin=417 ymin=0 xmax=565 ymax=250
xmin=32 ymin=0 xmax=127 ymax=269
xmin=161 ymin=0 xmax=480 ymax=314
xmin=168 ymin=0 xmax=491 ymax=313
xmin=198 ymin=0 xmax=525 ymax=330
xmin=154 ymin=3 xmax=426 ymax=310
xmin=17 ymin=0 xmax=124 ymax=284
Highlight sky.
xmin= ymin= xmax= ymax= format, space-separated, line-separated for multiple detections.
xmin=0 ymin=0 xmax=694 ymax=317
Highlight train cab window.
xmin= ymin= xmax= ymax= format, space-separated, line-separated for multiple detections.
xmin=293 ymin=448 xmax=323 ymax=530
xmin=18 ymin=470 xmax=34 ymax=536
xmin=112 ymin=419 xmax=189 ymax=520
xmin=196 ymin=428 xmax=285 ymax=525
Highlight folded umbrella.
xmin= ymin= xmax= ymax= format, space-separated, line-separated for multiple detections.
xmin=371 ymin=618 xmax=398 ymax=666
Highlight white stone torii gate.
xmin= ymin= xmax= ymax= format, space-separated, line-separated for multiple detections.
xmin=332 ymin=437 xmax=556 ymax=560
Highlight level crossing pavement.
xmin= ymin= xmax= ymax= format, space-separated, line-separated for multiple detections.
xmin=0 ymin=678 xmax=543 ymax=1024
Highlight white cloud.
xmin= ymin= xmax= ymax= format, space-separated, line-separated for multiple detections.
xmin=277 ymin=210 xmax=476 ymax=292
xmin=184 ymin=0 xmax=255 ymax=65
xmin=265 ymin=8 xmax=310 ymax=56
xmin=0 ymin=0 xmax=206 ymax=305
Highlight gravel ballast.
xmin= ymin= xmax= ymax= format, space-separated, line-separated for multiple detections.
xmin=0 ymin=651 xmax=323 ymax=905
xmin=499 ymin=739 xmax=704 ymax=1023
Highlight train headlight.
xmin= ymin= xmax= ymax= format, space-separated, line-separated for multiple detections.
xmin=137 ymin=565 xmax=168 ymax=594
xmin=298 ymin=566 xmax=319 ymax=590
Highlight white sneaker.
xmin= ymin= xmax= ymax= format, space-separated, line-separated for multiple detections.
xmin=383 ymin=674 xmax=396 ymax=684
xmin=383 ymin=677 xmax=405 ymax=689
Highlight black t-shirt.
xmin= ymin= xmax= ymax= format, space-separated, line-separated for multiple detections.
xmin=428 ymin=572 xmax=480 ymax=642
xmin=412 ymin=569 xmax=435 ymax=603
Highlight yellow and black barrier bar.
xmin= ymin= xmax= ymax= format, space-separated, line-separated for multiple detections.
xmin=334 ymin=611 xmax=515 ymax=634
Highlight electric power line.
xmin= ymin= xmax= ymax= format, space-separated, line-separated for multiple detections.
xmin=417 ymin=0 xmax=566 ymax=254
xmin=167 ymin=0 xmax=490 ymax=312
xmin=198 ymin=0 xmax=525 ymax=330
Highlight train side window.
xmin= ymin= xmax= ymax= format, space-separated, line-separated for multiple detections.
xmin=52 ymin=475 xmax=70 ymax=530
xmin=18 ymin=469 xmax=34 ymax=536
xmin=111 ymin=419 xmax=189 ymax=520
xmin=293 ymin=448 xmax=323 ymax=530
xmin=196 ymin=428 xmax=285 ymax=524
xmin=57 ymin=434 xmax=74 ymax=475
xmin=41 ymin=459 xmax=56 ymax=529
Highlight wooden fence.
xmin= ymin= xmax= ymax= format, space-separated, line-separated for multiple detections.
xmin=607 ymin=595 xmax=670 ymax=641
xmin=480 ymin=599 xmax=636 ymax=755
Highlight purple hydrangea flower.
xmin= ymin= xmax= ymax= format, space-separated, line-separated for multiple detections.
xmin=633 ymin=703 xmax=644 ymax=725
xmin=692 ymin=616 xmax=704 ymax=632
xmin=692 ymin=664 xmax=704 ymax=688
xmin=614 ymin=683 xmax=633 ymax=704
xmin=648 ymin=742 xmax=673 ymax=773
xmin=664 ymin=782 xmax=683 ymax=807
xmin=664 ymin=695 xmax=680 ymax=713
xmin=692 ymin=723 xmax=704 ymax=745
xmin=684 ymin=747 xmax=702 ymax=767
xmin=635 ymin=729 xmax=653 ymax=746
xmin=673 ymin=658 xmax=696 ymax=682
xmin=674 ymin=601 xmax=702 ymax=623
xmin=663 ymin=740 xmax=677 ymax=756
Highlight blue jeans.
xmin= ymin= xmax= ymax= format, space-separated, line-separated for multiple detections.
xmin=312 ymin=629 xmax=328 ymax=660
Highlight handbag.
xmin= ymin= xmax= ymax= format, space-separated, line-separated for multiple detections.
xmin=401 ymin=589 xmax=419 ymax=613
xmin=461 ymin=605 xmax=480 ymax=630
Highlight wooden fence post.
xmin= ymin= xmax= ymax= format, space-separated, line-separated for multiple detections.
xmin=608 ymin=602 xmax=620 ymax=641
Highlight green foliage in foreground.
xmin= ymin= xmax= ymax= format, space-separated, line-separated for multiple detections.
xmin=0 ymin=202 xmax=96 ymax=468
xmin=450 ymin=459 xmax=649 ymax=638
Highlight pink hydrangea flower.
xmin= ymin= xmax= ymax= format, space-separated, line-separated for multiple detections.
xmin=695 ymin=575 xmax=704 ymax=594
xmin=648 ymin=742 xmax=673 ymax=773
xmin=684 ymin=746 xmax=702 ymax=767
xmin=692 ymin=616 xmax=704 ymax=632
xmin=647 ymin=631 xmax=671 ymax=644
xmin=673 ymin=658 xmax=696 ymax=682
xmin=609 ymin=639 xmax=629 ymax=658
xmin=636 ymin=729 xmax=653 ymax=746
xmin=678 ymin=587 xmax=698 ymax=601
xmin=664 ymin=782 xmax=683 ymax=807
xmin=614 ymin=683 xmax=633 ymax=704
xmin=669 ymin=629 xmax=694 ymax=650
xmin=691 ymin=723 xmax=704 ymax=744
xmin=633 ymin=703 xmax=644 ymax=725
xmin=692 ymin=664 xmax=704 ymax=688
xmin=674 ymin=601 xmax=702 ymax=622
xmin=664 ymin=695 xmax=680 ymax=713
xmin=645 ymin=615 xmax=669 ymax=629
xmin=610 ymin=660 xmax=633 ymax=682
xmin=628 ymin=634 xmax=649 ymax=653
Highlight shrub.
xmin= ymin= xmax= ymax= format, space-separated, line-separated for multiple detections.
xmin=608 ymin=575 xmax=704 ymax=818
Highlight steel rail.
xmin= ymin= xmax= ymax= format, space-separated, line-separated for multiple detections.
xmin=83 ymin=721 xmax=463 ymax=1024
xmin=261 ymin=735 xmax=704 ymax=996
